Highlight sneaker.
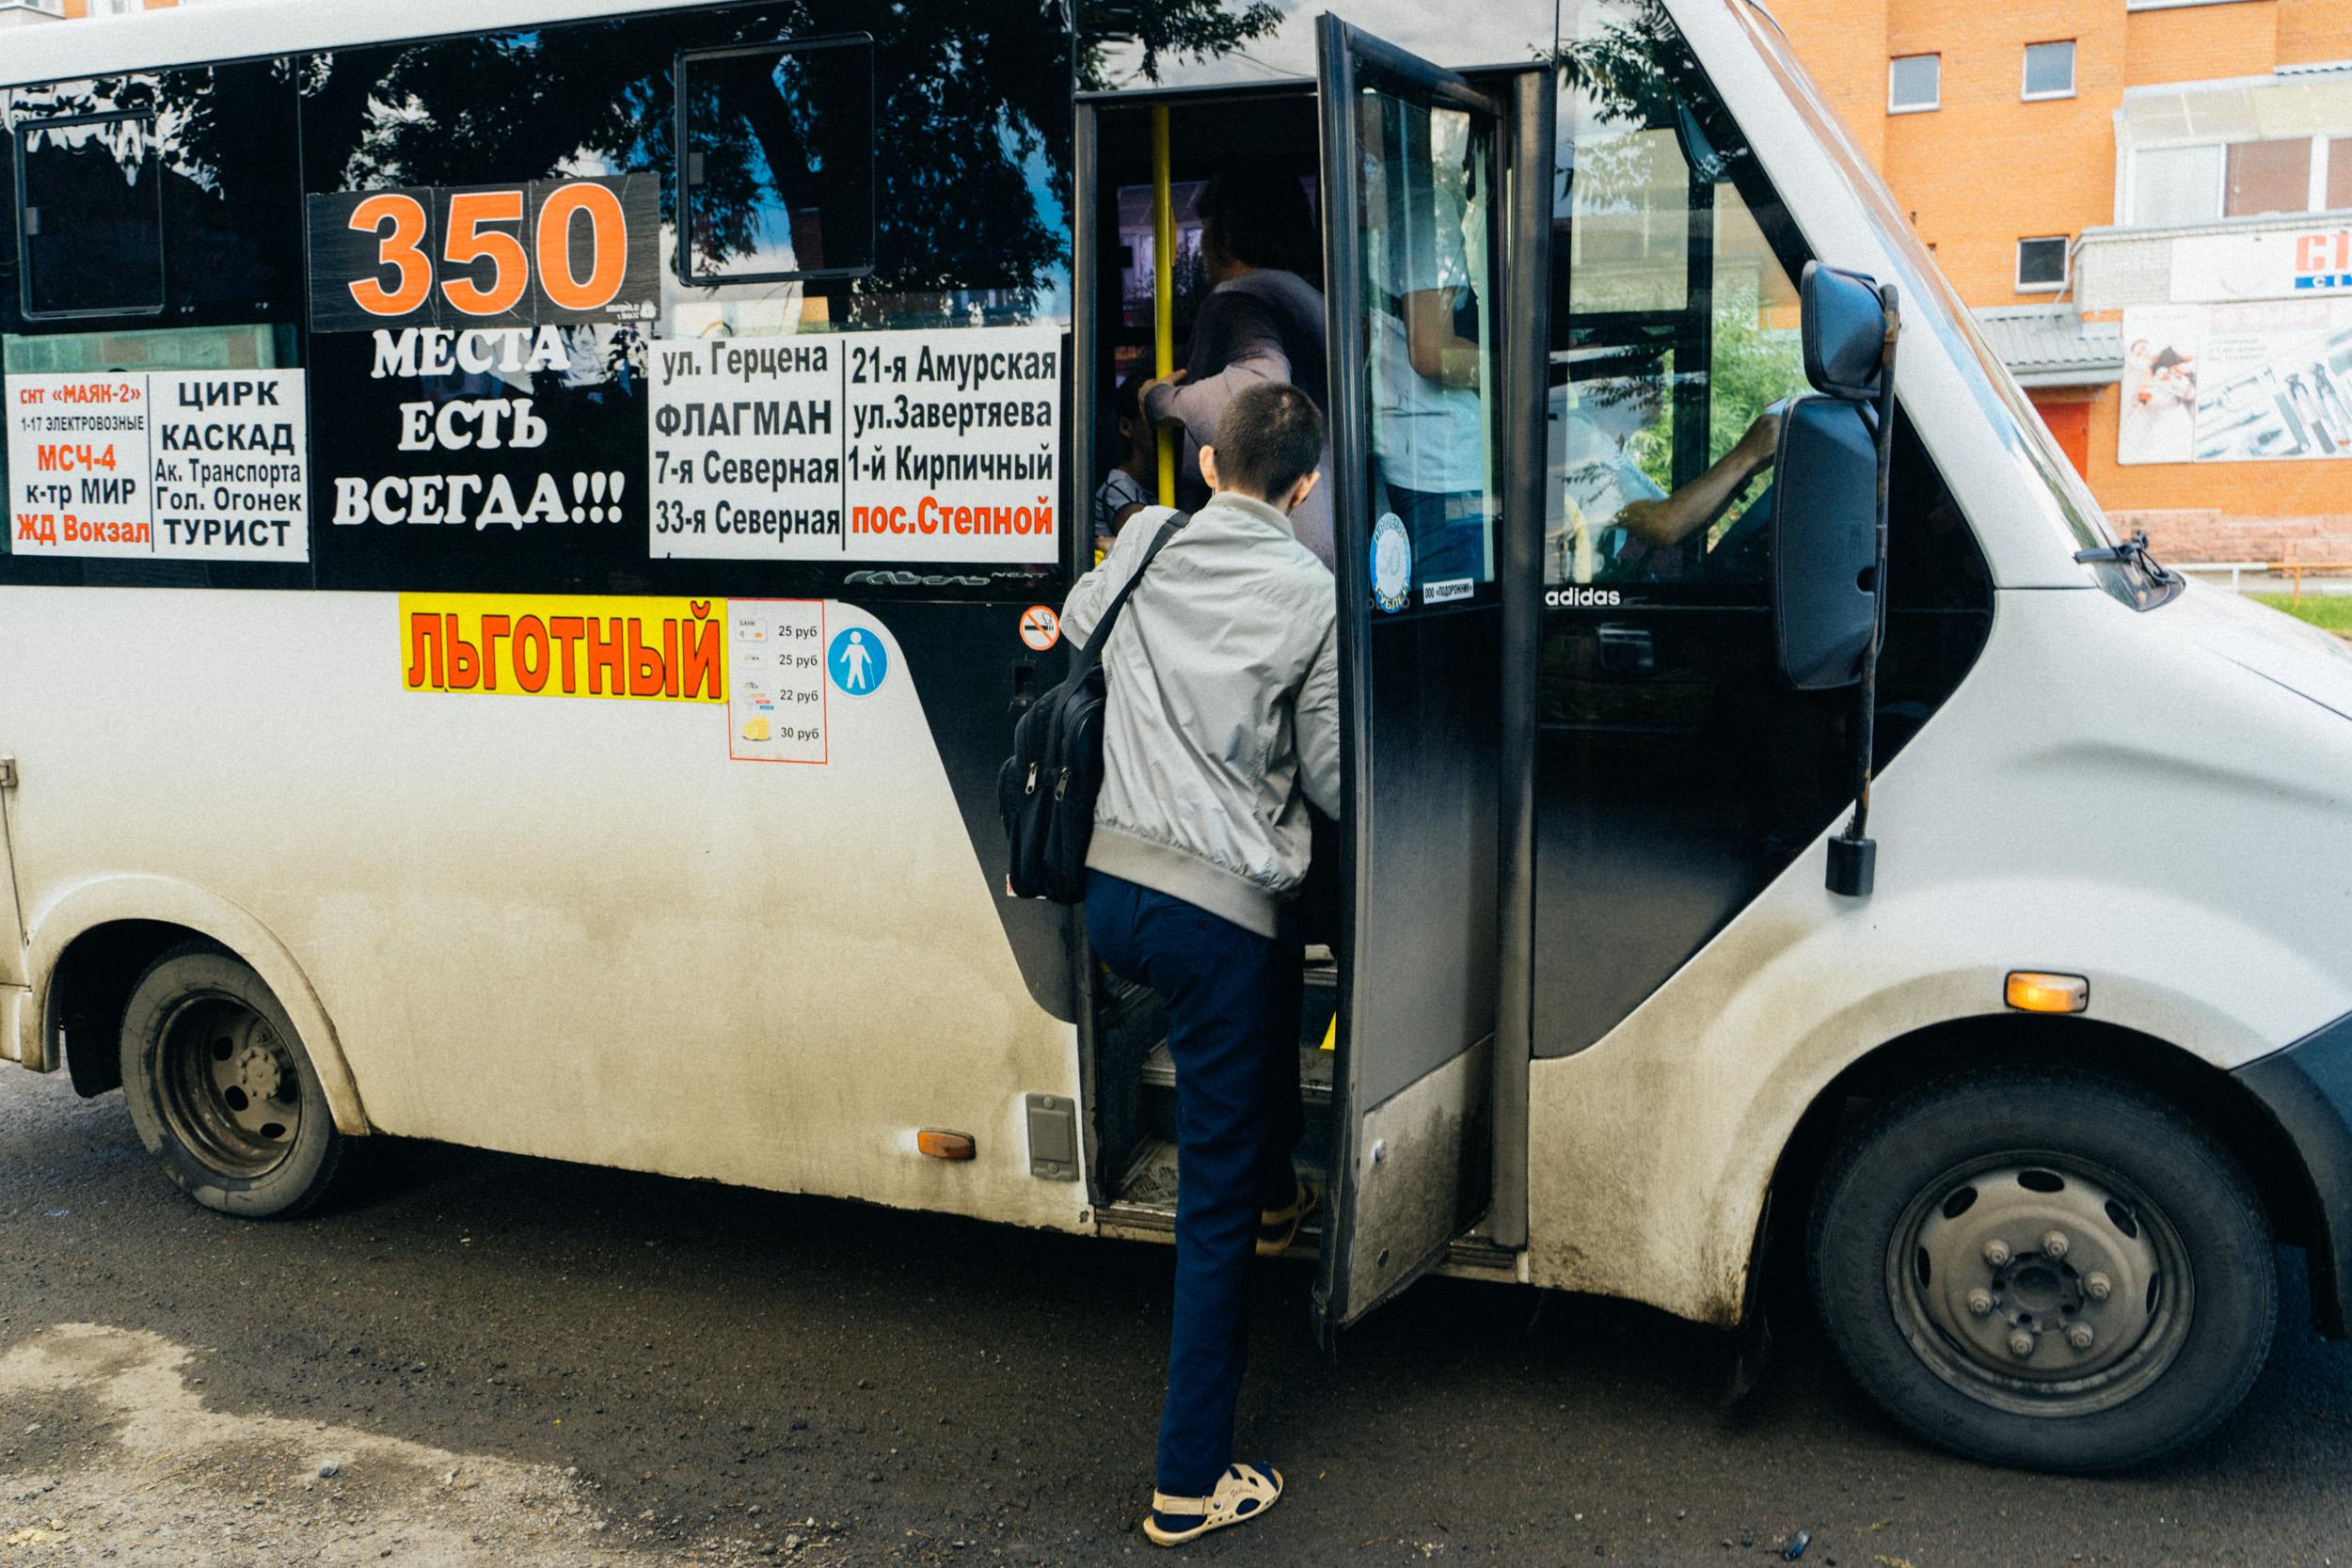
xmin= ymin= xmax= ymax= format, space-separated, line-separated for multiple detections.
xmin=1256 ymin=1178 xmax=1318 ymax=1258
xmin=1144 ymin=1463 xmax=1283 ymax=1546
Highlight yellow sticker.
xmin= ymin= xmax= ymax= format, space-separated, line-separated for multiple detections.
xmin=399 ymin=594 xmax=727 ymax=703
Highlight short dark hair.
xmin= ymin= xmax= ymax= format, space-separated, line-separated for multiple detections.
xmin=1210 ymin=382 xmax=1324 ymax=500
xmin=1199 ymin=166 xmax=1322 ymax=285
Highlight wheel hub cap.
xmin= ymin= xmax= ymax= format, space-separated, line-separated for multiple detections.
xmin=158 ymin=994 xmax=302 ymax=1179
xmin=1891 ymin=1153 xmax=2191 ymax=1417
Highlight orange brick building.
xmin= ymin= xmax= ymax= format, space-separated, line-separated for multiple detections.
xmin=1774 ymin=0 xmax=2352 ymax=562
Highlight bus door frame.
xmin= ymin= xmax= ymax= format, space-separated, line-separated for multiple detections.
xmin=1065 ymin=51 xmax=1551 ymax=1283
xmin=1070 ymin=76 xmax=1344 ymax=1208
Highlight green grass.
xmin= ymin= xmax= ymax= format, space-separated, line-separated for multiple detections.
xmin=2249 ymin=594 xmax=2352 ymax=635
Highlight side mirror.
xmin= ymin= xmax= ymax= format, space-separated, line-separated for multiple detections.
xmin=1803 ymin=262 xmax=1888 ymax=400
xmin=1769 ymin=398 xmax=1879 ymax=690
xmin=1776 ymin=261 xmax=1899 ymax=897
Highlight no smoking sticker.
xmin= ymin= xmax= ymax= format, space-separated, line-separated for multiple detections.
xmin=1019 ymin=605 xmax=1061 ymax=651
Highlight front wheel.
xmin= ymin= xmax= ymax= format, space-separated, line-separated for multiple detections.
xmin=119 ymin=942 xmax=349 ymax=1218
xmin=1808 ymin=1069 xmax=2275 ymax=1471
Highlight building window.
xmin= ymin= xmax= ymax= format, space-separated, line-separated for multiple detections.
xmin=675 ymin=34 xmax=877 ymax=285
xmin=2016 ymin=235 xmax=2068 ymax=292
xmin=2330 ymin=137 xmax=2352 ymax=213
xmin=2132 ymin=144 xmax=2223 ymax=226
xmin=2225 ymin=138 xmax=2313 ymax=219
xmin=1888 ymin=55 xmax=1940 ymax=114
xmin=2022 ymin=41 xmax=2075 ymax=101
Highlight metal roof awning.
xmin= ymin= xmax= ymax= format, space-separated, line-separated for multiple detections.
xmin=1971 ymin=304 xmax=2124 ymax=388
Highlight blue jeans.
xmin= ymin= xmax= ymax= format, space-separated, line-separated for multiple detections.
xmin=1087 ymin=872 xmax=1304 ymax=1496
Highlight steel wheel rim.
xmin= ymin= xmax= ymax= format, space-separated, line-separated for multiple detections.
xmin=1883 ymin=1148 xmax=2193 ymax=1418
xmin=155 ymin=991 xmax=302 ymax=1179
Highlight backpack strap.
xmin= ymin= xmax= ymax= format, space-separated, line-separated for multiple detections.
xmin=1071 ymin=512 xmax=1189 ymax=674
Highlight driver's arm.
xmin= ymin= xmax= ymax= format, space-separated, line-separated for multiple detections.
xmin=1616 ymin=409 xmax=1782 ymax=548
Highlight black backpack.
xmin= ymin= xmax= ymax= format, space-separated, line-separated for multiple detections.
xmin=999 ymin=513 xmax=1188 ymax=903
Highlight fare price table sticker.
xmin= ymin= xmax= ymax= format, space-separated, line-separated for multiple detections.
xmin=649 ymin=324 xmax=1061 ymax=564
xmin=8 ymin=371 xmax=310 ymax=562
xmin=728 ymin=599 xmax=829 ymax=764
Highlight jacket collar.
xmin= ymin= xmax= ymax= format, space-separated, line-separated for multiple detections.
xmin=1205 ymin=491 xmax=1297 ymax=539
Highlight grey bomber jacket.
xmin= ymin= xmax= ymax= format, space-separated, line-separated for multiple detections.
xmin=1059 ymin=493 xmax=1342 ymax=937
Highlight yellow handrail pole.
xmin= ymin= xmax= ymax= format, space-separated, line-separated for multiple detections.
xmin=1152 ymin=103 xmax=1177 ymax=506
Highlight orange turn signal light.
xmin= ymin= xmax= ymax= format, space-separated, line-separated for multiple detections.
xmin=917 ymin=1130 xmax=977 ymax=1161
xmin=2005 ymin=971 xmax=2089 ymax=1014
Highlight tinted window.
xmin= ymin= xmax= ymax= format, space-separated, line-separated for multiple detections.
xmin=1553 ymin=5 xmax=1812 ymax=593
xmin=7 ymin=64 xmax=301 ymax=328
xmin=679 ymin=36 xmax=875 ymax=282
xmin=18 ymin=113 xmax=164 ymax=318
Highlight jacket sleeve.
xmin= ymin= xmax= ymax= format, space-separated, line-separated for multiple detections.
xmin=1060 ymin=505 xmax=1166 ymax=646
xmin=1142 ymin=295 xmax=1292 ymax=483
xmin=1295 ymin=617 xmax=1343 ymax=819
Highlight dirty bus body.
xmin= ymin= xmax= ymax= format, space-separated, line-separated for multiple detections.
xmin=4 ymin=0 xmax=2351 ymax=1472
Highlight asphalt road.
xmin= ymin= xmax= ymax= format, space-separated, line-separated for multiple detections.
xmin=4 ymin=1065 xmax=2351 ymax=1568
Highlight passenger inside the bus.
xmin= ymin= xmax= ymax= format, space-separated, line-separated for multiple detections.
xmin=1094 ymin=372 xmax=1156 ymax=557
xmin=1368 ymin=112 xmax=1491 ymax=587
xmin=1554 ymin=356 xmax=1785 ymax=583
xmin=1136 ymin=168 xmax=1335 ymax=567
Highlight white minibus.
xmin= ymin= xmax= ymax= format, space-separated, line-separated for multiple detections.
xmin=4 ymin=0 xmax=2350 ymax=1473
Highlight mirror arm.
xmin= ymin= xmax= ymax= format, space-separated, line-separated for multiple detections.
xmin=1826 ymin=284 xmax=1899 ymax=898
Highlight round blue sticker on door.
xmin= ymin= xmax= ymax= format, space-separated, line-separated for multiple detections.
xmin=829 ymin=627 xmax=888 ymax=695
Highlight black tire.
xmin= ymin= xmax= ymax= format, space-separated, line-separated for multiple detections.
xmin=1807 ymin=1068 xmax=2275 ymax=1472
xmin=119 ymin=942 xmax=348 ymax=1218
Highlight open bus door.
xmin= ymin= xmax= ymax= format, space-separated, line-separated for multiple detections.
xmin=1312 ymin=16 xmax=1549 ymax=1338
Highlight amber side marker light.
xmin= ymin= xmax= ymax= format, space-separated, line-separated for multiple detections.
xmin=2006 ymin=972 xmax=2089 ymax=1014
xmin=917 ymin=1130 xmax=977 ymax=1161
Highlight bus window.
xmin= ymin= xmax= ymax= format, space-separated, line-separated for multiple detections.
xmin=1549 ymin=3 xmax=1808 ymax=592
xmin=16 ymin=112 xmax=165 ymax=320
xmin=677 ymin=36 xmax=877 ymax=285
xmin=1360 ymin=96 xmax=1500 ymax=594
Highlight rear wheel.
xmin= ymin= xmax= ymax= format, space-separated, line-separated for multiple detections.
xmin=119 ymin=943 xmax=348 ymax=1218
xmin=1808 ymin=1069 xmax=2275 ymax=1471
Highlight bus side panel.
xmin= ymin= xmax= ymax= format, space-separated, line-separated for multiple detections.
xmin=1523 ymin=587 xmax=2352 ymax=1325
xmin=0 ymin=585 xmax=1089 ymax=1229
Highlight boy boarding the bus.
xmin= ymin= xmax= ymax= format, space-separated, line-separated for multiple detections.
xmin=1061 ymin=381 xmax=1340 ymax=1547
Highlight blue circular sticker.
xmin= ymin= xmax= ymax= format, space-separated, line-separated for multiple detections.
xmin=1371 ymin=512 xmax=1413 ymax=613
xmin=829 ymin=626 xmax=888 ymax=695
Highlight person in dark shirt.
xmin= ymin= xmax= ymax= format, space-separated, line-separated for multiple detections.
xmin=1137 ymin=168 xmax=1335 ymax=567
